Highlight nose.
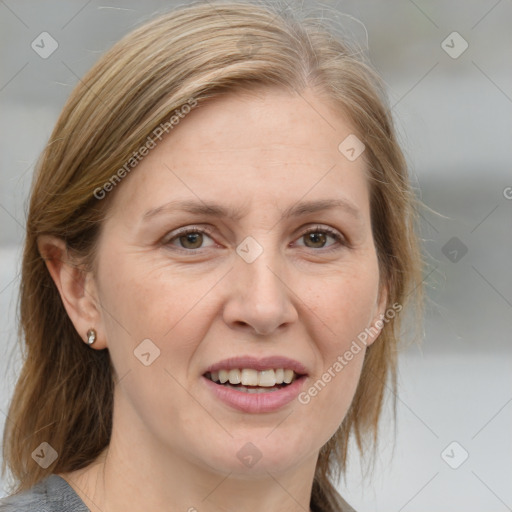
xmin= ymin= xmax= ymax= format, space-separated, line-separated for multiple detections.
xmin=222 ymin=246 xmax=298 ymax=336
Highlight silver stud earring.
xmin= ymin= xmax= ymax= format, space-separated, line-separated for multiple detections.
xmin=86 ymin=328 xmax=97 ymax=345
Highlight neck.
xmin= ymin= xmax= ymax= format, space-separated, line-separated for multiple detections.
xmin=62 ymin=446 xmax=316 ymax=512
xmin=60 ymin=402 xmax=318 ymax=512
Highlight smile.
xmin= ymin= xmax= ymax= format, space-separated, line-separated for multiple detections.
xmin=205 ymin=368 xmax=299 ymax=389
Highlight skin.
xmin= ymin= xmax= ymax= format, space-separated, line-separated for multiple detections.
xmin=39 ymin=86 xmax=387 ymax=512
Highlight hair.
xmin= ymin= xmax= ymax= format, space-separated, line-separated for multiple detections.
xmin=1 ymin=1 xmax=423 ymax=510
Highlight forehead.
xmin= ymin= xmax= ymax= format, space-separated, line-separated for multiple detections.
xmin=108 ymin=87 xmax=370 ymax=223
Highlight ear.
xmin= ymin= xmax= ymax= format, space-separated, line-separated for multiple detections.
xmin=365 ymin=283 xmax=389 ymax=347
xmin=37 ymin=235 xmax=107 ymax=349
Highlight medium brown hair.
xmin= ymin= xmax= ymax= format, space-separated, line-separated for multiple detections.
xmin=2 ymin=2 xmax=423 ymax=510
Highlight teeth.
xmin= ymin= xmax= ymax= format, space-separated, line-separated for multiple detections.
xmin=222 ymin=382 xmax=281 ymax=393
xmin=258 ymin=369 xmax=277 ymax=387
xmin=283 ymin=369 xmax=294 ymax=384
xmin=241 ymin=369 xmax=259 ymax=386
xmin=208 ymin=368 xmax=299 ymax=386
xmin=228 ymin=369 xmax=241 ymax=385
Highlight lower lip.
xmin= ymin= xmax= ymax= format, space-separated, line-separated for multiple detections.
xmin=202 ymin=375 xmax=307 ymax=413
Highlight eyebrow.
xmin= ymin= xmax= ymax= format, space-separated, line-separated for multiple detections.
xmin=142 ymin=198 xmax=363 ymax=223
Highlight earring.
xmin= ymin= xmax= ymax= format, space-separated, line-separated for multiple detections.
xmin=86 ymin=328 xmax=97 ymax=345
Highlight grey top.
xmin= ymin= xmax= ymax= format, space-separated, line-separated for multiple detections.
xmin=0 ymin=474 xmax=357 ymax=511
xmin=0 ymin=475 xmax=89 ymax=511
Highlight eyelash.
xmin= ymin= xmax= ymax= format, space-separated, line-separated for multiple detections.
xmin=163 ymin=225 xmax=347 ymax=253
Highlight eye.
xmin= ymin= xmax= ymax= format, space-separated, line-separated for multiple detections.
xmin=164 ymin=226 xmax=216 ymax=250
xmin=162 ymin=225 xmax=346 ymax=253
xmin=296 ymin=225 xmax=345 ymax=251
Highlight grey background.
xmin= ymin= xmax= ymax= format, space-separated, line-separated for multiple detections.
xmin=1 ymin=0 xmax=511 ymax=510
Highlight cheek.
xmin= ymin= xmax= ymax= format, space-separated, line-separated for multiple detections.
xmin=96 ymin=250 xmax=220 ymax=381
xmin=98 ymin=250 xmax=204 ymax=337
xmin=295 ymin=260 xmax=380 ymax=424
xmin=303 ymin=263 xmax=381 ymax=349
xmin=94 ymin=254 xmax=211 ymax=435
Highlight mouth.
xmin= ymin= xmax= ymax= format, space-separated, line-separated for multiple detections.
xmin=202 ymin=356 xmax=309 ymax=412
xmin=204 ymin=368 xmax=301 ymax=394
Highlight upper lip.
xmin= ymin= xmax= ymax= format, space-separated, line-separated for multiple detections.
xmin=203 ymin=356 xmax=309 ymax=376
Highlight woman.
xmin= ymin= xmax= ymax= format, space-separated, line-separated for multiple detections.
xmin=0 ymin=1 xmax=423 ymax=511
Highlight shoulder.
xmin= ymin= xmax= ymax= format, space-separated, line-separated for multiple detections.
xmin=0 ymin=475 xmax=89 ymax=511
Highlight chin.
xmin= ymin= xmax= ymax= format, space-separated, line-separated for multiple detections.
xmin=196 ymin=433 xmax=317 ymax=477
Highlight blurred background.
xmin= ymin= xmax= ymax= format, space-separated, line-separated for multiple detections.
xmin=0 ymin=0 xmax=511 ymax=510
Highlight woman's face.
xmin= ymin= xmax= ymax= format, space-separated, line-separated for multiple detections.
xmin=91 ymin=87 xmax=386 ymax=476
